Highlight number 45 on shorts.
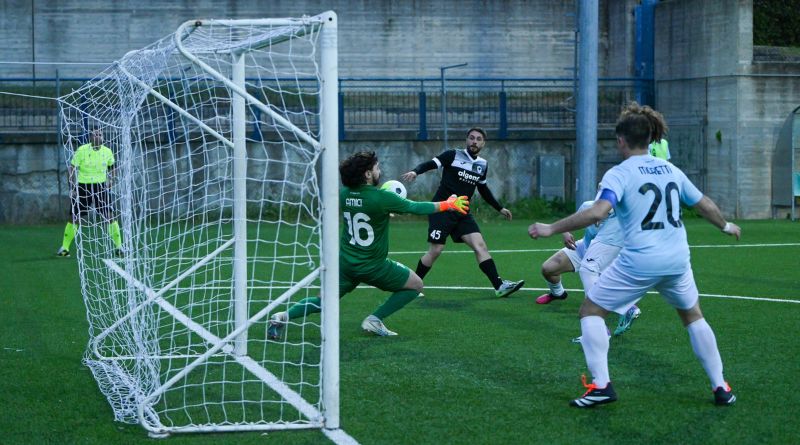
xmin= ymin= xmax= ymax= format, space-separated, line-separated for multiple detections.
xmin=429 ymin=229 xmax=442 ymax=240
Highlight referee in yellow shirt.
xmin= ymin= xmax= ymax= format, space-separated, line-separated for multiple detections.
xmin=56 ymin=129 xmax=122 ymax=257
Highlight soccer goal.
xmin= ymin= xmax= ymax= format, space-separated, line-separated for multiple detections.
xmin=58 ymin=12 xmax=354 ymax=442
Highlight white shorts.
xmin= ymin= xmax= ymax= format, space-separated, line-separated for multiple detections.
xmin=587 ymin=262 xmax=699 ymax=315
xmin=579 ymin=241 xmax=622 ymax=275
xmin=577 ymin=241 xmax=622 ymax=292
xmin=560 ymin=239 xmax=587 ymax=270
xmin=560 ymin=240 xmax=621 ymax=274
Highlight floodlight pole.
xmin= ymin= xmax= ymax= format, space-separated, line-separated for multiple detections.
xmin=440 ymin=62 xmax=468 ymax=150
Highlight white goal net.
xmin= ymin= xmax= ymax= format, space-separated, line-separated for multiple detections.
xmin=58 ymin=12 xmax=349 ymax=439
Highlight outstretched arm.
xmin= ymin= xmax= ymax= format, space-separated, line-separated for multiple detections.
xmin=401 ymin=159 xmax=438 ymax=183
xmin=528 ymin=200 xmax=612 ymax=239
xmin=389 ymin=195 xmax=469 ymax=216
xmin=438 ymin=195 xmax=470 ymax=214
xmin=692 ymin=196 xmax=741 ymax=240
xmin=477 ymin=183 xmax=511 ymax=219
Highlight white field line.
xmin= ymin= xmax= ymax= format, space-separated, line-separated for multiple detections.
xmin=384 ymin=243 xmax=799 ymax=303
xmin=406 ymin=285 xmax=800 ymax=304
xmin=389 ymin=242 xmax=800 ymax=256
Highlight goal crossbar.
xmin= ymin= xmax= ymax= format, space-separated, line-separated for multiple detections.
xmin=176 ymin=18 xmax=324 ymax=53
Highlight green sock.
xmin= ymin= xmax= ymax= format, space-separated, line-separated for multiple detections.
xmin=108 ymin=221 xmax=122 ymax=249
xmin=372 ymin=289 xmax=418 ymax=320
xmin=287 ymin=297 xmax=322 ymax=320
xmin=61 ymin=222 xmax=76 ymax=251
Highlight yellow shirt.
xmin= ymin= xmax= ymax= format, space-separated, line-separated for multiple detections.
xmin=649 ymin=139 xmax=671 ymax=161
xmin=71 ymin=143 xmax=115 ymax=184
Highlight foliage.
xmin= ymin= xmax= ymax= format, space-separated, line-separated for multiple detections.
xmin=470 ymin=196 xmax=576 ymax=221
xmin=753 ymin=0 xmax=800 ymax=47
xmin=389 ymin=196 xmax=576 ymax=223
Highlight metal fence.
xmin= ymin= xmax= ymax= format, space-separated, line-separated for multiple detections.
xmin=339 ymin=78 xmax=650 ymax=137
xmin=0 ymin=75 xmax=651 ymax=138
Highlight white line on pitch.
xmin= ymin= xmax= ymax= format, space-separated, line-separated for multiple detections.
xmin=413 ymin=285 xmax=800 ymax=304
xmin=390 ymin=242 xmax=800 ymax=255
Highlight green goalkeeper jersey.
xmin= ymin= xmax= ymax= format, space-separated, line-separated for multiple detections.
xmin=340 ymin=184 xmax=437 ymax=268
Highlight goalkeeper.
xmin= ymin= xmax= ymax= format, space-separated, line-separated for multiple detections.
xmin=56 ymin=129 xmax=123 ymax=257
xmin=268 ymin=151 xmax=469 ymax=338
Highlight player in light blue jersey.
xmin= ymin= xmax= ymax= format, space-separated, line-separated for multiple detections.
xmin=537 ymin=141 xmax=674 ymax=337
xmin=534 ymin=201 xmax=619 ymax=297
xmin=529 ymin=102 xmax=740 ymax=408
xmin=535 ymin=197 xmax=639 ymax=341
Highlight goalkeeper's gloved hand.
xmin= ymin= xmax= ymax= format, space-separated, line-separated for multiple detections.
xmin=438 ymin=195 xmax=469 ymax=214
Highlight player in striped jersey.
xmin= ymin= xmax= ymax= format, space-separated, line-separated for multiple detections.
xmin=401 ymin=127 xmax=524 ymax=298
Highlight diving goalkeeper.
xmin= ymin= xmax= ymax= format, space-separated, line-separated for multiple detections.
xmin=268 ymin=151 xmax=469 ymax=338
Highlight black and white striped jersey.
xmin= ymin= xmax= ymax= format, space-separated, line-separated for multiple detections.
xmin=429 ymin=148 xmax=488 ymax=201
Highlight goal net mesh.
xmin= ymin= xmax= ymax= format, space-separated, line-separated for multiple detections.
xmin=58 ymin=17 xmax=331 ymax=432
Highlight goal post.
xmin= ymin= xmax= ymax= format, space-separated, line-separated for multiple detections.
xmin=58 ymin=12 xmax=353 ymax=442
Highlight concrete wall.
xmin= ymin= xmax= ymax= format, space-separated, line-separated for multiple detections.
xmin=605 ymin=0 xmax=638 ymax=78
xmin=655 ymin=0 xmax=800 ymax=219
xmin=0 ymin=134 xmax=599 ymax=224
xmin=736 ymin=69 xmax=800 ymax=218
xmin=656 ymin=1 xmax=743 ymax=214
xmin=0 ymin=0 xmax=625 ymax=224
xmin=2 ymin=0 xmax=799 ymax=222
xmin=0 ymin=138 xmax=64 ymax=223
xmin=0 ymin=0 xmax=601 ymax=79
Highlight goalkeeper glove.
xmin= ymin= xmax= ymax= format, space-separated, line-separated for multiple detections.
xmin=438 ymin=195 xmax=469 ymax=214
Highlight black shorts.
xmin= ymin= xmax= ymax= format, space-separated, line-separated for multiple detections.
xmin=426 ymin=211 xmax=481 ymax=244
xmin=71 ymin=182 xmax=114 ymax=221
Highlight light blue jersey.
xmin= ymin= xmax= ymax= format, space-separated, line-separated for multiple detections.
xmin=599 ymin=154 xmax=703 ymax=276
xmin=578 ymin=200 xmax=624 ymax=249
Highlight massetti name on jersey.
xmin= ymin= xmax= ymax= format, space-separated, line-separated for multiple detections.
xmin=458 ymin=169 xmax=481 ymax=183
xmin=638 ymin=165 xmax=672 ymax=175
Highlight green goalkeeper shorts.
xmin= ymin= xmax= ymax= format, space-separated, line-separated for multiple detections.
xmin=340 ymin=258 xmax=411 ymax=296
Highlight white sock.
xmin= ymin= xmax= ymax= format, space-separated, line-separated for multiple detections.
xmin=548 ymin=280 xmax=565 ymax=297
xmin=686 ymin=318 xmax=726 ymax=389
xmin=580 ymin=316 xmax=610 ymax=387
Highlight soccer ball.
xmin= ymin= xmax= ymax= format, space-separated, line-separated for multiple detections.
xmin=380 ymin=180 xmax=407 ymax=199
